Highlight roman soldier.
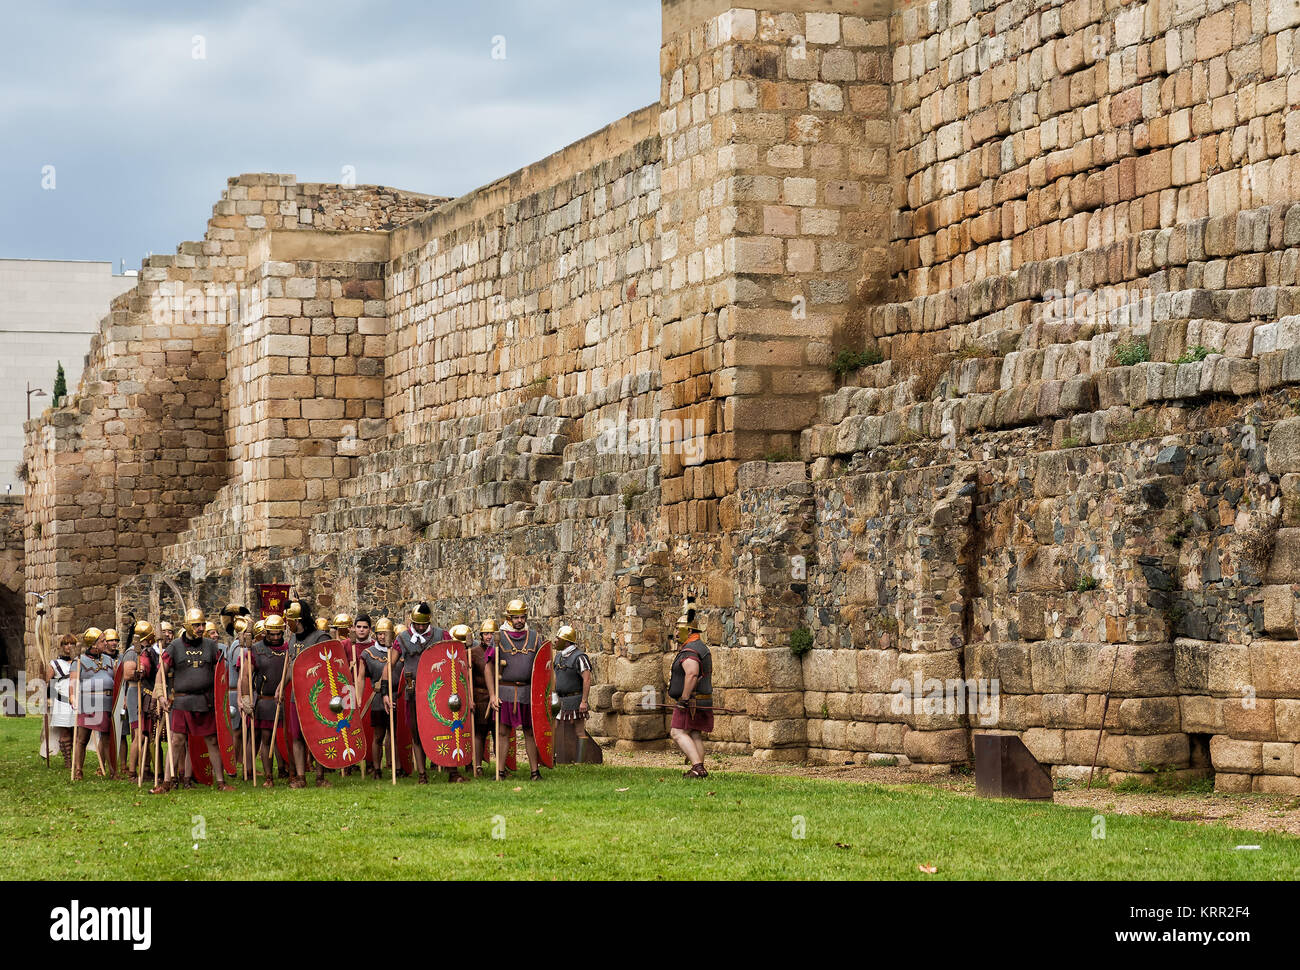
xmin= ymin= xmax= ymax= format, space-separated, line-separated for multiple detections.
xmin=122 ymin=619 xmax=159 ymax=781
xmin=222 ymin=617 xmax=251 ymax=779
xmin=554 ymin=625 xmax=591 ymax=720
xmin=159 ymin=620 xmax=175 ymax=644
xmin=239 ymin=613 xmax=292 ymax=786
xmin=70 ymin=627 xmax=114 ymax=781
xmin=492 ymin=599 xmax=546 ymax=781
xmin=340 ymin=613 xmax=370 ymax=778
xmin=471 ymin=619 xmax=499 ymax=772
xmin=285 ymin=599 xmax=332 ymax=788
xmin=396 ymin=601 xmax=446 ymax=784
xmin=151 ymin=607 xmax=235 ymax=793
xmin=101 ymin=628 xmax=135 ymax=777
xmin=47 ymin=633 xmax=77 ymax=769
xmin=332 ymin=611 xmax=364 ymax=718
xmin=360 ymin=615 xmax=395 ymax=779
xmin=668 ymin=604 xmax=713 ymax=779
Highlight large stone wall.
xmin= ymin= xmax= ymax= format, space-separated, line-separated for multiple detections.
xmin=21 ymin=0 xmax=1300 ymax=789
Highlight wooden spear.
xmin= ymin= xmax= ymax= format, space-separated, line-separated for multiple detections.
xmin=1087 ymin=644 xmax=1123 ymax=790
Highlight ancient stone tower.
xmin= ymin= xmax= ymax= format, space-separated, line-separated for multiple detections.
xmin=22 ymin=0 xmax=1300 ymax=790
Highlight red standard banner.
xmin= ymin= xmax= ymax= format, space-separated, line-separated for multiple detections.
xmin=258 ymin=584 xmax=291 ymax=620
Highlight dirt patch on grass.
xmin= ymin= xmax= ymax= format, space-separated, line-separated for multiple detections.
xmin=608 ymin=749 xmax=1300 ymax=838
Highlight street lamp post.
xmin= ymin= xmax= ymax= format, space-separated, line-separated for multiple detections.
xmin=26 ymin=383 xmax=47 ymax=421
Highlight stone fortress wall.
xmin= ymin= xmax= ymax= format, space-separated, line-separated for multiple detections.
xmin=22 ymin=0 xmax=1300 ymax=790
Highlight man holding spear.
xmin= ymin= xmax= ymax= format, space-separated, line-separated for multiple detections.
xmin=240 ymin=613 xmax=291 ymax=787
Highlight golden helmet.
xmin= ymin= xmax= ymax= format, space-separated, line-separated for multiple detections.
xmin=233 ymin=617 xmax=250 ymax=635
xmin=82 ymin=627 xmax=103 ymax=647
xmin=314 ymin=617 xmax=328 ymax=631
xmin=184 ymin=607 xmax=206 ymax=637
xmin=159 ymin=620 xmax=175 ymax=636
xmin=332 ymin=613 xmax=354 ymax=630
xmin=253 ymin=619 xmax=266 ymax=638
xmin=374 ymin=617 xmax=395 ymax=634
xmin=557 ymin=625 xmax=578 ymax=645
xmin=264 ymin=614 xmax=286 ymax=635
xmin=410 ymin=602 xmax=432 ymax=624
xmin=285 ymin=601 xmax=303 ymax=621
xmin=203 ymin=621 xmax=218 ymax=637
xmin=103 ymin=628 xmax=120 ymax=644
xmin=449 ymin=624 xmax=471 ymax=643
xmin=504 ymin=599 xmax=528 ymax=618
xmin=133 ymin=619 xmax=154 ymax=641
xmin=480 ymin=618 xmax=499 ymax=634
xmin=395 ymin=624 xmax=409 ymax=637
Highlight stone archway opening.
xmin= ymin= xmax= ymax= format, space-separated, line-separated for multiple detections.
xmin=0 ymin=583 xmax=23 ymax=711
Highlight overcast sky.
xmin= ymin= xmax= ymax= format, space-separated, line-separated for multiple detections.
xmin=0 ymin=0 xmax=662 ymax=269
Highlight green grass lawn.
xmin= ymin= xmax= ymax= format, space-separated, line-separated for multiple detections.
xmin=2 ymin=718 xmax=1297 ymax=880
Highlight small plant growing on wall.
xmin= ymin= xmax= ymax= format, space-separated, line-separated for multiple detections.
xmin=1111 ymin=340 xmax=1150 ymax=367
xmin=621 ymin=482 xmax=646 ymax=509
xmin=830 ymin=348 xmax=883 ymax=377
xmin=790 ymin=627 xmax=814 ymax=657
xmin=1074 ymin=575 xmax=1099 ymax=592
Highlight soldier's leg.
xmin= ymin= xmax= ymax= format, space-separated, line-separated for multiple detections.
xmin=407 ymin=697 xmax=428 ymax=782
xmin=370 ymin=719 xmax=387 ymax=778
xmin=204 ymin=734 xmax=232 ymax=790
xmin=71 ymin=726 xmax=87 ymax=779
xmin=670 ymin=726 xmax=702 ymax=766
xmin=522 ymin=724 xmax=540 ymax=776
xmin=495 ymin=719 xmax=509 ymax=776
xmin=57 ymin=727 xmax=73 ymax=768
xmin=256 ymin=728 xmax=273 ymax=785
xmin=172 ymin=732 xmax=191 ymax=784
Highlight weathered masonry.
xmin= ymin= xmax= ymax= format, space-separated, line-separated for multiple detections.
xmin=23 ymin=0 xmax=1300 ymax=791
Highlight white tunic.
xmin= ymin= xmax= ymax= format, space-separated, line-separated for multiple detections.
xmin=48 ymin=658 xmax=74 ymax=728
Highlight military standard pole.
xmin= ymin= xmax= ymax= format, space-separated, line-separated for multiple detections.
xmin=494 ymin=639 xmax=501 ymax=783
xmin=388 ymin=650 xmax=397 ymax=786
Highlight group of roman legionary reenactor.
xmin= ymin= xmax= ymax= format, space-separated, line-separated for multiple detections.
xmin=47 ymin=595 xmax=610 ymax=791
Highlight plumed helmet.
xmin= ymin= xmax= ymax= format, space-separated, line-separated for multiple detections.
xmin=449 ymin=624 xmax=471 ymax=643
xmin=479 ymin=618 xmax=499 ymax=634
xmin=82 ymin=627 xmax=102 ymax=647
xmin=374 ymin=617 xmax=395 ymax=634
xmin=184 ymin=607 xmax=206 ymax=637
xmin=103 ymin=628 xmax=120 ymax=644
xmin=676 ymin=600 xmax=701 ymax=641
xmin=557 ymin=625 xmax=578 ymax=645
xmin=504 ymin=599 xmax=528 ymax=618
xmin=332 ymin=613 xmax=354 ymax=630
xmin=410 ymin=602 xmax=432 ymax=624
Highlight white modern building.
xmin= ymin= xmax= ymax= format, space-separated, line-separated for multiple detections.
xmin=0 ymin=259 xmax=136 ymax=494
